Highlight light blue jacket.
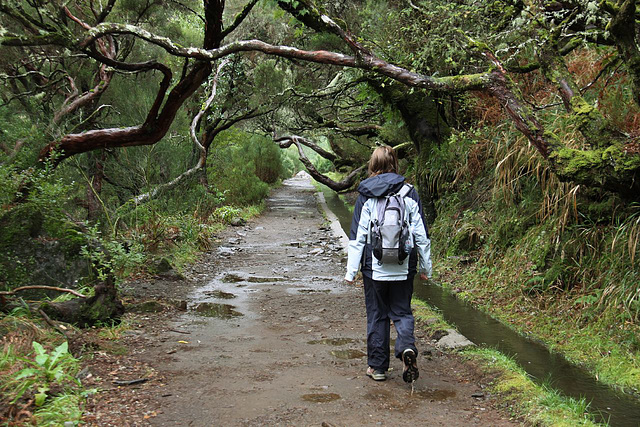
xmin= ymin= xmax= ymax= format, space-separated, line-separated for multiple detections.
xmin=345 ymin=195 xmax=431 ymax=281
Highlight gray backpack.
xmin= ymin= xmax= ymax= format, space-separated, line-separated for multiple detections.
xmin=371 ymin=184 xmax=413 ymax=265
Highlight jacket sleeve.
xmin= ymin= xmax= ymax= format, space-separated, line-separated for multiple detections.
xmin=408 ymin=198 xmax=432 ymax=277
xmin=408 ymin=187 xmax=428 ymax=238
xmin=345 ymin=199 xmax=371 ymax=281
xmin=350 ymin=194 xmax=366 ymax=239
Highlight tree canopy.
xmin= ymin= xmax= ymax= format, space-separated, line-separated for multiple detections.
xmin=1 ymin=0 xmax=640 ymax=198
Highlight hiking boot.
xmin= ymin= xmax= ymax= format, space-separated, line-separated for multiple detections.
xmin=402 ymin=349 xmax=419 ymax=383
xmin=366 ymin=366 xmax=386 ymax=381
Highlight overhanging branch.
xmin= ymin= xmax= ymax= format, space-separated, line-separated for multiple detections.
xmin=273 ymin=135 xmax=364 ymax=191
xmin=78 ymin=25 xmax=491 ymax=92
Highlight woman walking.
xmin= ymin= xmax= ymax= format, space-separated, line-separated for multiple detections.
xmin=345 ymin=146 xmax=431 ymax=382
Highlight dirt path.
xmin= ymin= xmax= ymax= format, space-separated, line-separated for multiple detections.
xmin=86 ymin=175 xmax=519 ymax=426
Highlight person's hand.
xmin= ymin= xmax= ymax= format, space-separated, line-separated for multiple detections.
xmin=419 ymin=273 xmax=428 ymax=281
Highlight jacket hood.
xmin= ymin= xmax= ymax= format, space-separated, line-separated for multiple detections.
xmin=357 ymin=173 xmax=405 ymax=198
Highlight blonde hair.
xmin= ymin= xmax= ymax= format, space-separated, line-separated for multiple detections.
xmin=368 ymin=146 xmax=398 ymax=177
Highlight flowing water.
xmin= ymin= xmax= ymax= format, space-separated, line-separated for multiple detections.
xmin=321 ymin=185 xmax=640 ymax=426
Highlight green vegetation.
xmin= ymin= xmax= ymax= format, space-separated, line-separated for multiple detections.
xmin=0 ymin=314 xmax=89 ymax=426
xmin=2 ymin=0 xmax=640 ymax=422
xmin=412 ymin=299 xmax=605 ymax=426
xmin=425 ymin=81 xmax=640 ymax=391
xmin=466 ymin=348 xmax=604 ymax=427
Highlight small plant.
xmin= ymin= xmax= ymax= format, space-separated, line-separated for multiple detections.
xmin=8 ymin=341 xmax=80 ymax=407
xmin=212 ymin=205 xmax=242 ymax=223
xmin=80 ymin=225 xmax=146 ymax=280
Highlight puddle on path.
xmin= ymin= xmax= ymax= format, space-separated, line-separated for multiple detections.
xmin=221 ymin=273 xmax=285 ymax=283
xmin=413 ymin=389 xmax=457 ymax=401
xmin=297 ymin=289 xmax=331 ymax=294
xmin=301 ymin=393 xmax=341 ymax=403
xmin=330 ymin=349 xmax=366 ymax=359
xmin=308 ymin=338 xmax=356 ymax=346
xmin=204 ymin=290 xmax=236 ymax=299
xmin=191 ymin=303 xmax=243 ymax=319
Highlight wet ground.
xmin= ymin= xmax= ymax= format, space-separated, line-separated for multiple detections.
xmin=83 ymin=174 xmax=519 ymax=426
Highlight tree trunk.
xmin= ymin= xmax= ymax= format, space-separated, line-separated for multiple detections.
xmin=39 ymin=278 xmax=124 ymax=327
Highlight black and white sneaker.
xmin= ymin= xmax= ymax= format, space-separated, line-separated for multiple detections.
xmin=402 ymin=349 xmax=419 ymax=383
xmin=366 ymin=366 xmax=386 ymax=381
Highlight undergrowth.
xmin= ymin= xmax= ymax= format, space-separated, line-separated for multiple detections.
xmin=465 ymin=348 xmax=605 ymax=426
xmin=411 ymin=299 xmax=604 ymax=425
xmin=422 ymin=76 xmax=640 ymax=392
xmin=0 ymin=313 xmax=89 ymax=425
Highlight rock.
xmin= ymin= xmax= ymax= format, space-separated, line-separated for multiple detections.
xmin=218 ymin=247 xmax=235 ymax=256
xmin=230 ymin=217 xmax=246 ymax=226
xmin=75 ymin=367 xmax=91 ymax=380
xmin=153 ymin=257 xmax=173 ymax=274
xmin=435 ymin=329 xmax=475 ymax=350
xmin=309 ymin=248 xmax=324 ymax=255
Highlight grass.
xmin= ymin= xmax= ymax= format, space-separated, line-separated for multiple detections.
xmin=465 ymin=347 xmax=605 ymax=426
xmin=0 ymin=333 xmax=87 ymax=426
xmin=97 ymin=318 xmax=131 ymax=341
xmin=33 ymin=392 xmax=84 ymax=425
xmin=434 ymin=251 xmax=640 ymax=393
xmin=411 ymin=298 xmax=606 ymax=426
xmin=423 ymin=119 xmax=640 ymax=393
xmin=412 ymin=298 xmax=452 ymax=332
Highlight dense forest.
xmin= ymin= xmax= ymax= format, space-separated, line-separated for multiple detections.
xmin=1 ymin=0 xmax=640 ymax=424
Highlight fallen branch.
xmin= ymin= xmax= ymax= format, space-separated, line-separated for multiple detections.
xmin=113 ymin=378 xmax=149 ymax=386
xmin=38 ymin=309 xmax=72 ymax=339
xmin=0 ymin=285 xmax=87 ymax=298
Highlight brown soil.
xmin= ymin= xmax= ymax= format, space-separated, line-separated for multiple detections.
xmin=81 ymin=175 xmax=520 ymax=426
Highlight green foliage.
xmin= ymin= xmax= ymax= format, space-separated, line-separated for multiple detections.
xmin=465 ymin=347 xmax=604 ymax=427
xmin=33 ymin=393 xmax=84 ymax=425
xmin=212 ymin=205 xmax=242 ymax=223
xmin=425 ymin=104 xmax=640 ymax=391
xmin=2 ymin=341 xmax=81 ymax=407
xmin=356 ymin=0 xmax=506 ymax=74
xmin=0 ymin=339 xmax=89 ymax=425
xmin=209 ymin=130 xmax=286 ymax=205
xmin=0 ymin=152 xmax=84 ymax=291
xmin=80 ymin=225 xmax=146 ymax=281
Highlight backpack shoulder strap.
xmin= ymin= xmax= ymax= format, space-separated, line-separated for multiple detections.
xmin=399 ymin=183 xmax=413 ymax=198
xmin=376 ymin=195 xmax=389 ymax=225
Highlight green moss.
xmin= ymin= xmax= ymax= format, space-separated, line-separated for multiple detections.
xmin=551 ymin=148 xmax=602 ymax=183
xmin=412 ymin=299 xmax=604 ymax=425
xmin=603 ymin=144 xmax=640 ymax=171
xmin=412 ymin=298 xmax=451 ymax=333
xmin=599 ymin=0 xmax=619 ymax=14
xmin=437 ymin=72 xmax=490 ymax=90
xmin=465 ymin=348 xmax=603 ymax=426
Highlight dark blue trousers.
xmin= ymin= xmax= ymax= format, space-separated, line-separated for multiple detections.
xmin=363 ymin=275 xmax=417 ymax=371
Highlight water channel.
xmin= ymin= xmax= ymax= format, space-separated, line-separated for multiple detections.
xmin=320 ymin=185 xmax=640 ymax=427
